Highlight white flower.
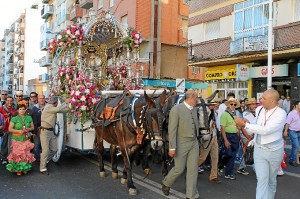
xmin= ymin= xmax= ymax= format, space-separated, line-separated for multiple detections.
xmin=135 ymin=33 xmax=140 ymax=39
xmin=66 ymin=30 xmax=71 ymax=35
xmin=72 ymin=35 xmax=76 ymax=39
xmin=85 ymin=89 xmax=90 ymax=94
xmin=71 ymin=97 xmax=76 ymax=102
xmin=75 ymin=91 xmax=80 ymax=96
xmin=57 ymin=35 xmax=62 ymax=40
xmin=75 ymin=30 xmax=80 ymax=35
xmin=60 ymin=72 xmax=64 ymax=76
xmin=80 ymin=95 xmax=86 ymax=101
xmin=71 ymin=90 xmax=75 ymax=95
xmin=80 ymin=105 xmax=87 ymax=111
xmin=92 ymin=98 xmax=97 ymax=104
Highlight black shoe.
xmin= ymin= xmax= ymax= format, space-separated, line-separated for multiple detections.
xmin=40 ymin=171 xmax=49 ymax=175
xmin=161 ymin=183 xmax=170 ymax=196
xmin=289 ymin=161 xmax=298 ymax=167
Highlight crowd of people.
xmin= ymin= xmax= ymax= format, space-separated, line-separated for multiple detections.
xmin=161 ymin=89 xmax=299 ymax=199
xmin=0 ymin=90 xmax=70 ymax=176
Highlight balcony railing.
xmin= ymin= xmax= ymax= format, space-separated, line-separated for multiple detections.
xmin=41 ymin=5 xmax=54 ymax=19
xmin=1 ymin=47 xmax=5 ymax=51
xmin=70 ymin=6 xmax=83 ymax=22
xmin=39 ymin=55 xmax=52 ymax=67
xmin=40 ymin=30 xmax=53 ymax=51
xmin=7 ymin=49 xmax=14 ymax=55
xmin=230 ymin=35 xmax=274 ymax=55
xmin=79 ymin=0 xmax=93 ymax=9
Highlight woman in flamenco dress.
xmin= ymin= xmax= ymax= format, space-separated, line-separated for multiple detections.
xmin=6 ymin=102 xmax=35 ymax=175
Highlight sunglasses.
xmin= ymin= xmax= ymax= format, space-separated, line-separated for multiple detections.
xmin=230 ymin=104 xmax=237 ymax=106
xmin=16 ymin=95 xmax=23 ymax=97
xmin=1 ymin=94 xmax=7 ymax=95
xmin=30 ymin=96 xmax=37 ymax=98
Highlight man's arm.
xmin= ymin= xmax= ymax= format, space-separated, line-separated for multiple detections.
xmin=168 ymin=106 xmax=179 ymax=157
xmin=283 ymin=123 xmax=289 ymax=138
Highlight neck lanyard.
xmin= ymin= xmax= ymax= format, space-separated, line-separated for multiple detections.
xmin=264 ymin=107 xmax=277 ymax=126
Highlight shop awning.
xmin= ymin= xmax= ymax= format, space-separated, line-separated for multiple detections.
xmin=143 ymin=79 xmax=208 ymax=89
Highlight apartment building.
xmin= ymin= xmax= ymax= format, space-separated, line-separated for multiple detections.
xmin=0 ymin=5 xmax=47 ymax=96
xmin=188 ymin=0 xmax=300 ymax=100
xmin=66 ymin=0 xmax=202 ymax=90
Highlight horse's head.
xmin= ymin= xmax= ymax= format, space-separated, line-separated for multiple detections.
xmin=136 ymin=91 xmax=166 ymax=151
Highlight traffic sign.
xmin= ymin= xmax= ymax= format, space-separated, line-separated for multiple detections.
xmin=176 ymin=78 xmax=185 ymax=91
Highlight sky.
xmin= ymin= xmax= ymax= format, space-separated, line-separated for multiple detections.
xmin=0 ymin=0 xmax=37 ymax=38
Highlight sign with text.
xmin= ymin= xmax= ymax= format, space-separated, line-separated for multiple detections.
xmin=250 ymin=64 xmax=288 ymax=78
xmin=236 ymin=64 xmax=250 ymax=81
xmin=205 ymin=69 xmax=236 ymax=80
xmin=176 ymin=78 xmax=185 ymax=91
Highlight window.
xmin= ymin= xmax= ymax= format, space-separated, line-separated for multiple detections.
xmin=181 ymin=19 xmax=188 ymax=39
xmin=110 ymin=0 xmax=114 ymax=8
xmin=121 ymin=15 xmax=128 ymax=29
xmin=205 ymin=19 xmax=220 ymax=41
xmin=295 ymin=0 xmax=300 ymax=21
xmin=234 ymin=0 xmax=269 ymax=40
xmin=98 ymin=0 xmax=103 ymax=9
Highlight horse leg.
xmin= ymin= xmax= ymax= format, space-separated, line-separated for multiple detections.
xmin=120 ymin=167 xmax=128 ymax=185
xmin=95 ymin=127 xmax=106 ymax=177
xmin=110 ymin=145 xmax=118 ymax=179
xmin=161 ymin=142 xmax=169 ymax=177
xmin=142 ymin=139 xmax=152 ymax=175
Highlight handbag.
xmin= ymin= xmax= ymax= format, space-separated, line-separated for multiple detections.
xmin=243 ymin=139 xmax=254 ymax=165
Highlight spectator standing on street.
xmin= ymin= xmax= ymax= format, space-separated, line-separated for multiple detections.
xmin=198 ymin=99 xmax=221 ymax=184
xmin=161 ymin=90 xmax=200 ymax=199
xmin=15 ymin=91 xmax=23 ymax=105
xmin=237 ymin=98 xmax=257 ymax=175
xmin=29 ymin=92 xmax=38 ymax=109
xmin=0 ymin=112 xmax=5 ymax=156
xmin=0 ymin=96 xmax=17 ymax=164
xmin=1 ymin=90 xmax=8 ymax=106
xmin=282 ymin=96 xmax=291 ymax=114
xmin=40 ymin=96 xmax=70 ymax=175
xmin=218 ymin=98 xmax=240 ymax=180
xmin=31 ymin=94 xmax=46 ymax=162
xmin=283 ymin=100 xmax=300 ymax=167
xmin=235 ymin=89 xmax=286 ymax=199
xmin=6 ymin=103 xmax=35 ymax=176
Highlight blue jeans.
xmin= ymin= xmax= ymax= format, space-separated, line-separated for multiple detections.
xmin=33 ymin=134 xmax=41 ymax=161
xmin=254 ymin=144 xmax=283 ymax=199
xmin=288 ymin=130 xmax=300 ymax=163
xmin=224 ymin=133 xmax=239 ymax=176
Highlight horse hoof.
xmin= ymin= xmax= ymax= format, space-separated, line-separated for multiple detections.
xmin=144 ymin=168 xmax=152 ymax=175
xmin=128 ymin=188 xmax=137 ymax=195
xmin=111 ymin=172 xmax=118 ymax=179
xmin=121 ymin=178 xmax=128 ymax=184
xmin=99 ymin=171 xmax=106 ymax=177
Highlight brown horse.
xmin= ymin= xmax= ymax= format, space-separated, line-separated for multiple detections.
xmin=93 ymin=91 xmax=165 ymax=195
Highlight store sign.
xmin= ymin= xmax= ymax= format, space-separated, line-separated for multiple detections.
xmin=236 ymin=64 xmax=250 ymax=81
xmin=250 ymin=64 xmax=288 ymax=78
xmin=205 ymin=69 xmax=236 ymax=80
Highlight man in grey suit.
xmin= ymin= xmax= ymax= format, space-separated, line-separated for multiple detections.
xmin=162 ymin=90 xmax=200 ymax=199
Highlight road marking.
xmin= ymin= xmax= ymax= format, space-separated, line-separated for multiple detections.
xmin=283 ymin=171 xmax=300 ymax=178
xmin=74 ymin=152 xmax=186 ymax=199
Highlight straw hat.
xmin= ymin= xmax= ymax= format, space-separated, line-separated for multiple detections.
xmin=209 ymin=98 xmax=222 ymax=105
xmin=246 ymin=98 xmax=257 ymax=105
xmin=225 ymin=98 xmax=240 ymax=108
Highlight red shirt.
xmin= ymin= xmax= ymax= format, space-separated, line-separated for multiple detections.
xmin=0 ymin=106 xmax=17 ymax=132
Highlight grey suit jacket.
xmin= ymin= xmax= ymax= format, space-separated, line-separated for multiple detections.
xmin=168 ymin=103 xmax=199 ymax=150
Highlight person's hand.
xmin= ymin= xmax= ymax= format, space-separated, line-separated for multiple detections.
xmin=224 ymin=140 xmax=231 ymax=149
xmin=283 ymin=131 xmax=288 ymax=138
xmin=168 ymin=149 xmax=176 ymax=158
xmin=234 ymin=117 xmax=246 ymax=128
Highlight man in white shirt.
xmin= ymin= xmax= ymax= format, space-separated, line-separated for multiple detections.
xmin=235 ymin=89 xmax=286 ymax=199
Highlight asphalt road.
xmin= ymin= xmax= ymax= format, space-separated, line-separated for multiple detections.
xmin=0 ymin=147 xmax=299 ymax=199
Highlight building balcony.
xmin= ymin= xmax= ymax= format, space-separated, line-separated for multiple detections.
xmin=10 ymin=26 xmax=15 ymax=33
xmin=40 ymin=31 xmax=53 ymax=51
xmin=41 ymin=5 xmax=54 ymax=19
xmin=57 ymin=13 xmax=69 ymax=25
xmin=42 ymin=0 xmax=50 ymax=4
xmin=1 ymin=55 xmax=5 ymax=59
xmin=19 ymin=72 xmax=24 ymax=78
xmin=79 ymin=0 xmax=93 ymax=10
xmin=7 ymin=39 xmax=14 ymax=44
xmin=1 ymin=47 xmax=5 ymax=51
xmin=70 ymin=6 xmax=83 ymax=22
xmin=39 ymin=54 xmax=52 ymax=67
xmin=7 ymin=80 xmax=13 ymax=85
xmin=17 ymin=60 xmax=24 ymax=66
xmin=7 ymin=49 xmax=14 ymax=55
xmin=40 ymin=73 xmax=49 ymax=83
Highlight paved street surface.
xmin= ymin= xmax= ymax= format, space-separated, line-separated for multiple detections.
xmin=0 ymin=145 xmax=299 ymax=199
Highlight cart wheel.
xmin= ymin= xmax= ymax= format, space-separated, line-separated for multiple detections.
xmin=52 ymin=98 xmax=66 ymax=162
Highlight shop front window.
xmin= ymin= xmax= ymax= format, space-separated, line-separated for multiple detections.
xmin=213 ymin=81 xmax=248 ymax=100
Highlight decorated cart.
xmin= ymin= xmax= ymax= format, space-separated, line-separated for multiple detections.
xmin=47 ymin=10 xmax=163 ymax=162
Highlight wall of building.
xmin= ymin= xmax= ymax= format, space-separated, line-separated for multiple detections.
xmin=160 ymin=44 xmax=187 ymax=79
